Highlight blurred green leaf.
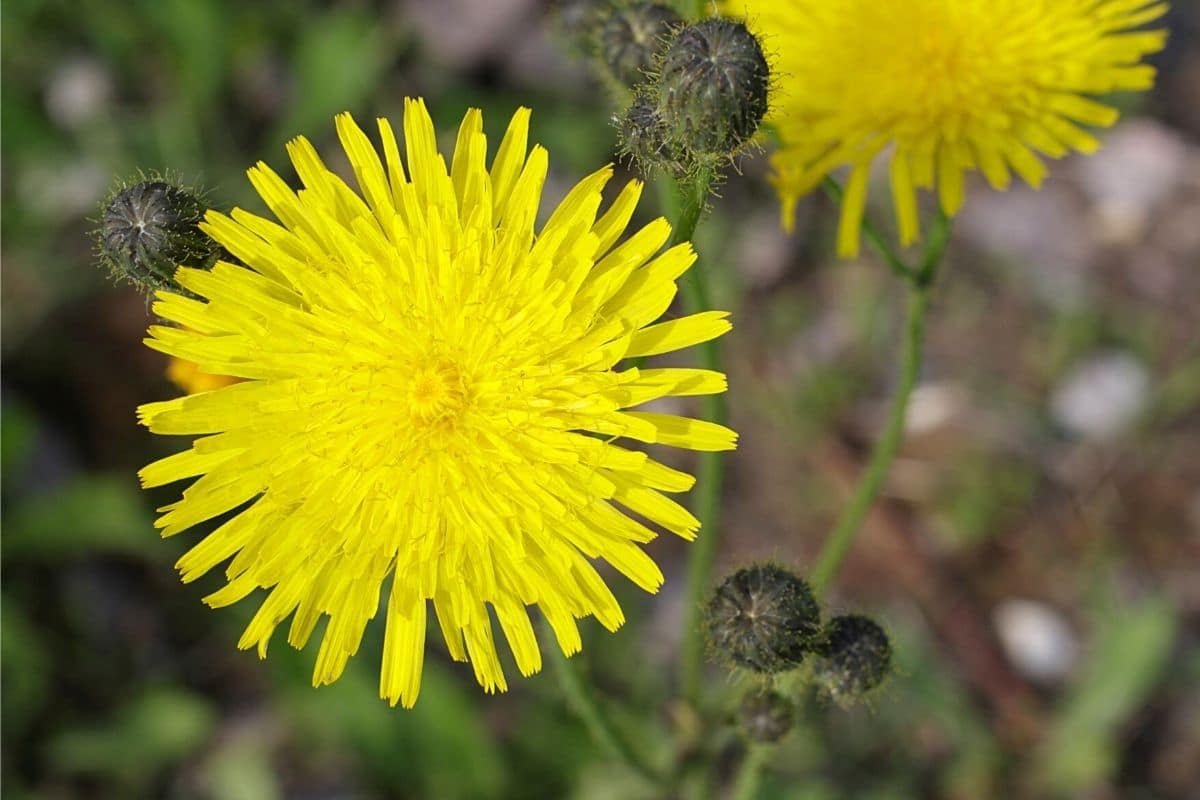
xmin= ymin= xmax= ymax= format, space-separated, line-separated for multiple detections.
xmin=1037 ymin=596 xmax=1177 ymax=794
xmin=143 ymin=0 xmax=226 ymax=107
xmin=46 ymin=686 xmax=216 ymax=784
xmin=203 ymin=730 xmax=281 ymax=800
xmin=1 ymin=397 xmax=37 ymax=485
xmin=3 ymin=475 xmax=155 ymax=560
xmin=1 ymin=594 xmax=52 ymax=739
xmin=277 ymin=647 xmax=505 ymax=799
xmin=274 ymin=8 xmax=392 ymax=145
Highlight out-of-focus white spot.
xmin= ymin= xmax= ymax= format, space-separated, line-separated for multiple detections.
xmin=45 ymin=57 xmax=113 ymax=129
xmin=1076 ymin=120 xmax=1193 ymax=246
xmin=1050 ymin=351 xmax=1150 ymax=440
xmin=994 ymin=598 xmax=1078 ymax=683
xmin=905 ymin=381 xmax=968 ymax=435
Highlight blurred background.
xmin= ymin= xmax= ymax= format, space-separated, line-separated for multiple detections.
xmin=3 ymin=1 xmax=1199 ymax=798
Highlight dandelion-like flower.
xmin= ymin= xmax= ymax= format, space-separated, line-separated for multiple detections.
xmin=138 ymin=99 xmax=736 ymax=707
xmin=727 ymin=0 xmax=1169 ymax=256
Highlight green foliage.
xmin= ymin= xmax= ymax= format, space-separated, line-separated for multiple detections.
xmin=273 ymin=7 xmax=395 ymax=146
xmin=3 ymin=475 xmax=155 ymax=560
xmin=274 ymin=650 xmax=506 ymax=799
xmin=1037 ymin=596 xmax=1177 ymax=794
xmin=46 ymin=687 xmax=217 ymax=787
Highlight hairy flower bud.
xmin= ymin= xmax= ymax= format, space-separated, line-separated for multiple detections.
xmin=738 ymin=689 xmax=795 ymax=743
xmin=617 ymin=94 xmax=673 ymax=170
xmin=600 ymin=2 xmax=681 ymax=88
xmin=815 ymin=615 xmax=893 ymax=702
xmin=658 ymin=18 xmax=769 ymax=158
xmin=96 ymin=177 xmax=220 ymax=294
xmin=707 ymin=564 xmax=821 ymax=673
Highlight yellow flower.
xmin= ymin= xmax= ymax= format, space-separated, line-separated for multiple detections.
xmin=137 ymin=100 xmax=736 ymax=707
xmin=727 ymin=0 xmax=1169 ymax=257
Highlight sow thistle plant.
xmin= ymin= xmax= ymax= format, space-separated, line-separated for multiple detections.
xmin=93 ymin=0 xmax=1168 ymax=795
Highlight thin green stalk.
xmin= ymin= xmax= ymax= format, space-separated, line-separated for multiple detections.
xmin=821 ymin=177 xmax=915 ymax=282
xmin=546 ymin=627 xmax=666 ymax=787
xmin=730 ymin=744 xmax=771 ymax=800
xmin=808 ymin=212 xmax=952 ymax=594
xmin=663 ymin=169 xmax=728 ymax=708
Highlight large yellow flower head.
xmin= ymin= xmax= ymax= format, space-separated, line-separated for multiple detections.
xmin=138 ymin=99 xmax=736 ymax=707
xmin=727 ymin=0 xmax=1169 ymax=257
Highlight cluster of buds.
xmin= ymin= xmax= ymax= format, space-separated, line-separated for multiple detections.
xmin=94 ymin=174 xmax=222 ymax=296
xmin=707 ymin=564 xmax=893 ymax=742
xmin=556 ymin=2 xmax=770 ymax=175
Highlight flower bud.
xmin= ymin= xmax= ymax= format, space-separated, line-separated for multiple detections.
xmin=617 ymin=94 xmax=673 ymax=171
xmin=707 ymin=564 xmax=821 ymax=674
xmin=599 ymin=2 xmax=682 ymax=88
xmin=658 ymin=18 xmax=769 ymax=158
xmin=738 ymin=689 xmax=794 ymax=743
xmin=814 ymin=615 xmax=893 ymax=702
xmin=96 ymin=177 xmax=220 ymax=294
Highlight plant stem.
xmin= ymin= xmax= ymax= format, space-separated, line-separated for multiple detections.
xmin=808 ymin=211 xmax=952 ymax=594
xmin=820 ymin=177 xmax=916 ymax=282
xmin=546 ymin=626 xmax=666 ymax=787
xmin=665 ymin=168 xmax=727 ymax=708
xmin=730 ymin=744 xmax=771 ymax=800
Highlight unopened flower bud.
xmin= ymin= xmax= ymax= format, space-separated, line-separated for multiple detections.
xmin=617 ymin=95 xmax=673 ymax=170
xmin=658 ymin=18 xmax=769 ymax=158
xmin=815 ymin=615 xmax=893 ymax=702
xmin=600 ymin=2 xmax=681 ymax=88
xmin=738 ymin=689 xmax=794 ymax=743
xmin=707 ymin=564 xmax=821 ymax=674
xmin=96 ymin=177 xmax=220 ymax=294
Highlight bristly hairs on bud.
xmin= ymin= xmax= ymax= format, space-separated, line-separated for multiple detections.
xmin=707 ymin=563 xmax=822 ymax=674
xmin=615 ymin=93 xmax=680 ymax=174
xmin=814 ymin=614 xmax=893 ymax=705
xmin=737 ymin=689 xmax=795 ymax=743
xmin=599 ymin=2 xmax=683 ymax=89
xmin=94 ymin=172 xmax=221 ymax=296
xmin=656 ymin=17 xmax=770 ymax=164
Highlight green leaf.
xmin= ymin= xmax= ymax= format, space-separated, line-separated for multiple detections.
xmin=1 ymin=397 xmax=37 ymax=485
xmin=276 ymin=649 xmax=506 ymax=799
xmin=272 ymin=8 xmax=393 ymax=147
xmin=3 ymin=475 xmax=155 ymax=561
xmin=1037 ymin=596 xmax=1177 ymax=794
xmin=46 ymin=686 xmax=216 ymax=784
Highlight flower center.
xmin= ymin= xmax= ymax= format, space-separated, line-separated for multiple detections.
xmin=405 ymin=357 xmax=471 ymax=426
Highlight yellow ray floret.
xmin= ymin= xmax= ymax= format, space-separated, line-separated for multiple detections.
xmin=137 ymin=99 xmax=737 ymax=708
xmin=727 ymin=0 xmax=1169 ymax=256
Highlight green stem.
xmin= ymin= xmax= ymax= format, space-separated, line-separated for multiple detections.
xmin=665 ymin=169 xmax=727 ymax=708
xmin=546 ymin=627 xmax=666 ymax=787
xmin=821 ymin=177 xmax=915 ymax=282
xmin=808 ymin=212 xmax=952 ymax=594
xmin=730 ymin=744 xmax=771 ymax=800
